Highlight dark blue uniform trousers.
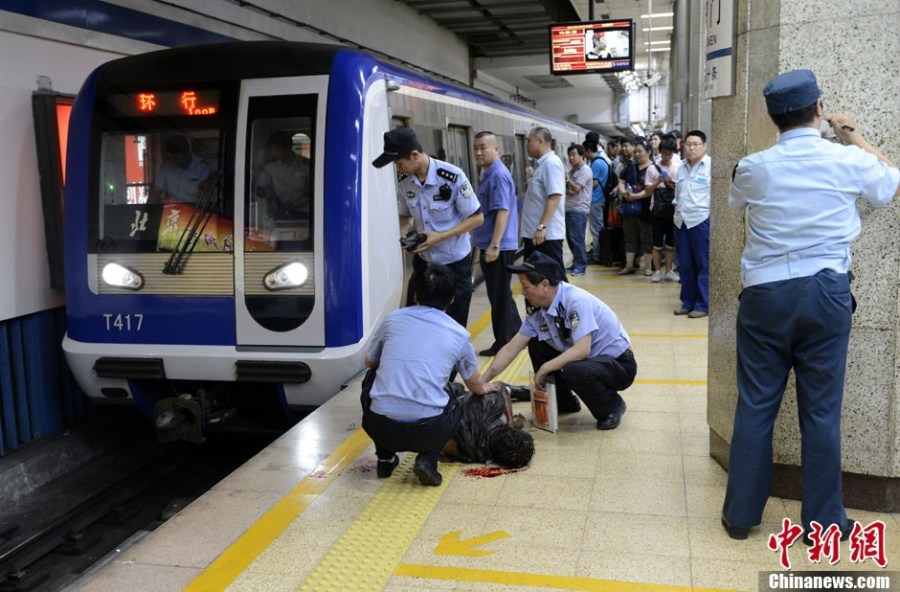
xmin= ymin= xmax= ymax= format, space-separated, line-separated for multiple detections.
xmin=723 ymin=269 xmax=852 ymax=532
xmin=675 ymin=218 xmax=709 ymax=313
xmin=479 ymin=249 xmax=522 ymax=350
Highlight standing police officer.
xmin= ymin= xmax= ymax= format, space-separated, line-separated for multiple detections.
xmin=722 ymin=70 xmax=900 ymax=541
xmin=373 ymin=128 xmax=484 ymax=328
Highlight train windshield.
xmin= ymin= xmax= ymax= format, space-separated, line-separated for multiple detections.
xmin=94 ymin=129 xmax=228 ymax=254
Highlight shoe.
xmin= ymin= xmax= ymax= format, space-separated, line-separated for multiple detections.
xmin=558 ymin=397 xmax=582 ymax=414
xmin=376 ymin=454 xmax=399 ymax=479
xmin=588 ymin=258 xmax=603 ymax=265
xmin=413 ymin=458 xmax=442 ymax=486
xmin=507 ymin=385 xmax=531 ymax=402
xmin=478 ymin=345 xmax=500 ymax=356
xmin=643 ymin=268 xmax=653 ymax=277
xmin=721 ymin=514 xmax=751 ymax=540
xmin=801 ymin=519 xmax=858 ymax=547
xmin=664 ymin=270 xmax=680 ymax=282
xmin=571 ymin=268 xmax=585 ymax=276
xmin=565 ymin=266 xmax=575 ymax=272
xmin=617 ymin=267 xmax=635 ymax=276
xmin=687 ymin=310 xmax=708 ymax=319
xmin=674 ymin=308 xmax=691 ymax=316
xmin=651 ymin=270 xmax=661 ymax=283
xmin=596 ymin=397 xmax=625 ymax=430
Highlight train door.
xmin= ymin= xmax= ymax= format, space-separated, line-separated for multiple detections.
xmin=233 ymin=77 xmax=328 ymax=346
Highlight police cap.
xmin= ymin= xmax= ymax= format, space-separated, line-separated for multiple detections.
xmin=372 ymin=127 xmax=423 ymax=168
xmin=763 ymin=69 xmax=821 ymax=115
xmin=507 ymin=251 xmax=566 ymax=283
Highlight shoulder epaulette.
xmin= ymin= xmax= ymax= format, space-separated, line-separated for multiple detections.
xmin=436 ymin=168 xmax=458 ymax=183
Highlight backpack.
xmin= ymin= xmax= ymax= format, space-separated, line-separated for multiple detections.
xmin=650 ymin=163 xmax=675 ymax=218
xmin=601 ymin=160 xmax=618 ymax=199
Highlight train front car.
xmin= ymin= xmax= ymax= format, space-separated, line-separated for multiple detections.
xmin=62 ymin=43 xmax=402 ymax=441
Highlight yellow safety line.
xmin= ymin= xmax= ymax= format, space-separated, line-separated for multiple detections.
xmin=394 ymin=563 xmax=735 ymax=592
xmin=634 ymin=379 xmax=707 ymax=386
xmin=631 ymin=333 xmax=707 ymax=339
xmin=183 ymin=428 xmax=371 ymax=592
xmin=298 ymin=458 xmax=461 ymax=591
xmin=469 ymin=283 xmax=522 ymax=343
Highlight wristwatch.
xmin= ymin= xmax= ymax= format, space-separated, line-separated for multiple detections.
xmin=537 ymin=224 xmax=546 ymax=231
xmin=490 ymin=244 xmax=500 ymax=250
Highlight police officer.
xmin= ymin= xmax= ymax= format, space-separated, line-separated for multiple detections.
xmin=373 ymin=128 xmax=484 ymax=328
xmin=482 ymin=251 xmax=637 ymax=428
xmin=722 ymin=70 xmax=900 ymax=541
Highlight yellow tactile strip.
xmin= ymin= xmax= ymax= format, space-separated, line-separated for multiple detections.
xmin=299 ymin=456 xmax=461 ymax=592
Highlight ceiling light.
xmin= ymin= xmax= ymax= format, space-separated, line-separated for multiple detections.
xmin=641 ymin=12 xmax=674 ymax=18
xmin=649 ymin=47 xmax=672 ymax=52
xmin=642 ymin=26 xmax=674 ymax=31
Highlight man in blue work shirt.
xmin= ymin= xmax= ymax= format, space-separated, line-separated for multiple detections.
xmin=721 ymin=70 xmax=900 ymax=542
xmin=373 ymin=127 xmax=484 ymax=328
xmin=471 ymin=131 xmax=521 ymax=357
xmin=583 ymin=140 xmax=609 ymax=265
xmin=520 ymin=127 xmax=567 ymax=273
xmin=362 ymin=263 xmax=496 ymax=486
xmin=673 ymin=130 xmax=711 ymax=318
xmin=482 ymin=252 xmax=636 ymax=428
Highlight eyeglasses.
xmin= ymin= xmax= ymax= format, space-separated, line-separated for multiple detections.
xmin=684 ymin=142 xmax=705 ymax=148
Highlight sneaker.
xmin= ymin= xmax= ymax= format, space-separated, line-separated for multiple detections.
xmin=617 ymin=267 xmax=635 ymax=276
xmin=643 ymin=267 xmax=653 ymax=277
xmin=664 ymin=270 xmax=680 ymax=282
xmin=651 ymin=270 xmax=661 ymax=283
xmin=687 ymin=310 xmax=708 ymax=318
xmin=571 ymin=268 xmax=585 ymax=276
xmin=413 ymin=458 xmax=442 ymax=486
xmin=376 ymin=454 xmax=399 ymax=479
xmin=674 ymin=308 xmax=691 ymax=316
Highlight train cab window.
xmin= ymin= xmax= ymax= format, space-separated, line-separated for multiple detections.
xmin=94 ymin=130 xmax=224 ymax=253
xmin=245 ymin=95 xmax=317 ymax=253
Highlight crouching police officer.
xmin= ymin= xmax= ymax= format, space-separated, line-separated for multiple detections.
xmin=361 ymin=263 xmax=495 ymax=486
xmin=482 ymin=252 xmax=637 ymax=430
xmin=373 ymin=127 xmax=484 ymax=328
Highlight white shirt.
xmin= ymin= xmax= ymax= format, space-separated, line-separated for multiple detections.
xmin=674 ymin=154 xmax=711 ymax=229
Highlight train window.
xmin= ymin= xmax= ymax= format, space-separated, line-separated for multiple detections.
xmin=445 ymin=125 xmax=472 ymax=180
xmin=245 ymin=94 xmax=317 ymax=253
xmin=95 ymin=129 xmax=224 ymax=253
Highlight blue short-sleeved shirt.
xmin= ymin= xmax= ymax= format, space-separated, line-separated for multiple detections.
xmin=397 ymin=157 xmax=481 ymax=264
xmin=471 ymin=159 xmax=518 ymax=250
xmin=589 ymin=157 xmax=609 ymax=205
xmin=366 ymin=306 xmax=478 ymax=420
xmin=521 ymin=151 xmax=566 ymax=240
xmin=520 ymin=283 xmax=631 ymax=358
xmin=729 ymin=128 xmax=899 ymax=288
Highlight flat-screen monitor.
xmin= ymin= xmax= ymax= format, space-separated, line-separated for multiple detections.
xmin=549 ymin=19 xmax=635 ymax=75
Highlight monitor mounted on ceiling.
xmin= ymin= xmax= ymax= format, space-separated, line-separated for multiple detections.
xmin=549 ymin=19 xmax=636 ymax=75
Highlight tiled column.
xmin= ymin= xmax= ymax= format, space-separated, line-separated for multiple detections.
xmin=707 ymin=0 xmax=900 ymax=510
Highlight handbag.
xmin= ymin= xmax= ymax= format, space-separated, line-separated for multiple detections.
xmin=651 ymin=164 xmax=676 ymax=218
xmin=616 ymin=196 xmax=643 ymax=217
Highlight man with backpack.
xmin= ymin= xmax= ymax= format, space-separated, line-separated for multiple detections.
xmin=583 ymin=140 xmax=614 ymax=265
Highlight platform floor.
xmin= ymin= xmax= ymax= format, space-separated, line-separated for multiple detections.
xmin=69 ymin=264 xmax=900 ymax=592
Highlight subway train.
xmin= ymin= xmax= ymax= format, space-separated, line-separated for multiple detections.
xmin=61 ymin=41 xmax=586 ymax=441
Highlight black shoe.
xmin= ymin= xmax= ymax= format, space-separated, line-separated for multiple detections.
xmin=413 ymin=458 xmax=442 ymax=486
xmin=596 ymin=398 xmax=626 ymax=430
xmin=376 ymin=454 xmax=399 ymax=479
xmin=507 ymin=386 xmax=531 ymax=402
xmin=478 ymin=345 xmax=500 ymax=357
xmin=721 ymin=514 xmax=750 ymax=540
xmin=800 ymin=519 xmax=858 ymax=547
xmin=558 ymin=398 xmax=582 ymax=414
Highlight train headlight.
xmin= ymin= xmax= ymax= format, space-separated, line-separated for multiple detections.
xmin=101 ymin=263 xmax=144 ymax=290
xmin=264 ymin=261 xmax=309 ymax=291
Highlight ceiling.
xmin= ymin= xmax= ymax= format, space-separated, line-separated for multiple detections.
xmin=396 ymin=0 xmax=674 ymax=96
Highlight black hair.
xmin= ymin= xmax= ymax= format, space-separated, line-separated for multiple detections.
xmin=769 ymin=101 xmax=818 ymax=131
xmin=633 ymin=140 xmax=651 ymax=155
xmin=585 ymin=130 xmax=600 ymax=144
xmin=487 ymin=426 xmax=535 ymax=468
xmin=685 ymin=129 xmax=707 ymax=143
xmin=474 ymin=130 xmax=496 ymax=140
xmin=582 ymin=140 xmax=599 ymax=153
xmin=670 ymin=129 xmax=683 ymax=139
xmin=659 ymin=137 xmax=678 ymax=153
xmin=567 ymin=143 xmax=585 ymax=157
xmin=618 ymin=136 xmax=635 ymax=146
xmin=607 ymin=139 xmax=619 ymax=148
xmin=267 ymin=130 xmax=294 ymax=152
xmin=413 ymin=263 xmax=455 ymax=310
xmin=521 ymin=270 xmax=560 ymax=287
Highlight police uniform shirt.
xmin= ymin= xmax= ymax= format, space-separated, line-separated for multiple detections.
xmin=520 ymin=282 xmax=631 ymax=358
xmin=729 ymin=127 xmax=899 ymax=288
xmin=153 ymin=156 xmax=214 ymax=204
xmin=366 ymin=306 xmax=479 ymax=421
xmin=521 ymin=151 xmax=566 ymax=240
xmin=397 ymin=158 xmax=481 ymax=264
xmin=673 ymin=153 xmax=710 ymax=229
xmin=257 ymin=156 xmax=310 ymax=207
xmin=471 ymin=158 xmax=519 ymax=251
